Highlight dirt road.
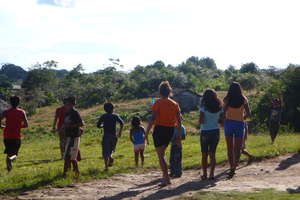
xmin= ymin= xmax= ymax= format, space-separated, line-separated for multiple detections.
xmin=12 ymin=153 xmax=300 ymax=200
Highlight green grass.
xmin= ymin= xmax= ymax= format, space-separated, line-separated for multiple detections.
xmin=0 ymin=98 xmax=300 ymax=195
xmin=177 ymin=190 xmax=300 ymax=200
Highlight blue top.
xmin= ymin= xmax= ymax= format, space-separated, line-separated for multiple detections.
xmin=132 ymin=127 xmax=145 ymax=145
xmin=172 ymin=125 xmax=186 ymax=141
xmin=200 ymin=107 xmax=223 ymax=131
xmin=97 ymin=113 xmax=124 ymax=136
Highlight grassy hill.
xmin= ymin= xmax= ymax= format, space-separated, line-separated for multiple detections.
xmin=0 ymin=98 xmax=299 ymax=195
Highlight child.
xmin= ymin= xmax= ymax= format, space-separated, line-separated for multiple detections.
xmin=199 ymin=89 xmax=224 ymax=180
xmin=130 ymin=116 xmax=146 ymax=167
xmin=0 ymin=96 xmax=28 ymax=172
xmin=62 ymin=97 xmax=84 ymax=177
xmin=97 ymin=102 xmax=124 ymax=171
xmin=241 ymin=122 xmax=254 ymax=164
xmin=169 ymin=124 xmax=186 ymax=178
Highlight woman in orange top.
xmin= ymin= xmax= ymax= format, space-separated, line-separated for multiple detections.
xmin=146 ymin=81 xmax=182 ymax=186
xmin=223 ymin=82 xmax=251 ymax=178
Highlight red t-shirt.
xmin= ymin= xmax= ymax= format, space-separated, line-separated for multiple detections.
xmin=3 ymin=108 xmax=27 ymax=139
xmin=56 ymin=106 xmax=66 ymax=129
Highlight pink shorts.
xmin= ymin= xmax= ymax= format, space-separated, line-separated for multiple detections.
xmin=134 ymin=144 xmax=145 ymax=153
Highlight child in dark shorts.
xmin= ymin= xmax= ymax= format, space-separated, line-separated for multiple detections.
xmin=199 ymin=89 xmax=224 ymax=180
xmin=97 ymin=102 xmax=124 ymax=171
xmin=0 ymin=96 xmax=28 ymax=172
xmin=169 ymin=125 xmax=186 ymax=178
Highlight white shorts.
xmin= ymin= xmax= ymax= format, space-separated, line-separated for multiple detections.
xmin=134 ymin=144 xmax=145 ymax=153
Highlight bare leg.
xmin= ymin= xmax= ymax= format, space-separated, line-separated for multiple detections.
xmin=140 ymin=151 xmax=144 ymax=167
xmin=104 ymin=157 xmax=109 ymax=171
xmin=234 ymin=138 xmax=243 ymax=168
xmin=201 ymin=153 xmax=208 ymax=179
xmin=71 ymin=160 xmax=80 ymax=177
xmin=208 ymin=152 xmax=216 ymax=179
xmin=134 ymin=152 xmax=139 ymax=167
xmin=155 ymin=146 xmax=170 ymax=185
xmin=63 ymin=160 xmax=71 ymax=176
xmin=225 ymin=136 xmax=234 ymax=169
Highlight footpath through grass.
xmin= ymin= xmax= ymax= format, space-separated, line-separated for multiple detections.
xmin=0 ymin=98 xmax=299 ymax=195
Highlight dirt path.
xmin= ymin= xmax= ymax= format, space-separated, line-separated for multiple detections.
xmin=12 ymin=153 xmax=300 ymax=200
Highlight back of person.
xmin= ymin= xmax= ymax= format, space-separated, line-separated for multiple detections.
xmin=152 ymin=98 xmax=180 ymax=127
xmin=56 ymin=106 xmax=66 ymax=129
xmin=200 ymin=107 xmax=223 ymax=131
xmin=64 ymin=108 xmax=82 ymax=138
xmin=132 ymin=127 xmax=145 ymax=145
xmin=225 ymin=102 xmax=246 ymax=122
xmin=3 ymin=108 xmax=25 ymax=139
xmin=99 ymin=113 xmax=123 ymax=136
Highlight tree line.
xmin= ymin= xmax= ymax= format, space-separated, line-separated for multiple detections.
xmin=0 ymin=57 xmax=300 ymax=131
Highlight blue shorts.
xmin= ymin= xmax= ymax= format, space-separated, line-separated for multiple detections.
xmin=224 ymin=120 xmax=245 ymax=139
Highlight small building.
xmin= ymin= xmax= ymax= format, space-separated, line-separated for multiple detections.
xmin=150 ymin=88 xmax=202 ymax=113
xmin=0 ymin=99 xmax=10 ymax=114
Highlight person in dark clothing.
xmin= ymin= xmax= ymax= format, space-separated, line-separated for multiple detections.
xmin=97 ymin=102 xmax=124 ymax=171
xmin=62 ymin=97 xmax=84 ymax=177
xmin=269 ymin=98 xmax=282 ymax=144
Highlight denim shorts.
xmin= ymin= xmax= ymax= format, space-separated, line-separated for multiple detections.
xmin=200 ymin=129 xmax=220 ymax=153
xmin=224 ymin=120 xmax=245 ymax=139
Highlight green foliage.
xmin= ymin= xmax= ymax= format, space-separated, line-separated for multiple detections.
xmin=240 ymin=62 xmax=260 ymax=74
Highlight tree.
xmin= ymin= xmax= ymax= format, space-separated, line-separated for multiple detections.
xmin=240 ymin=62 xmax=259 ymax=74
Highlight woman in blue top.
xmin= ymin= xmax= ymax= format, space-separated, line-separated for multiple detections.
xmin=199 ymin=89 xmax=224 ymax=180
xmin=130 ymin=116 xmax=146 ymax=167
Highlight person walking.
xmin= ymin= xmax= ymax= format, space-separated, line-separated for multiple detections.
xmin=146 ymin=81 xmax=182 ymax=186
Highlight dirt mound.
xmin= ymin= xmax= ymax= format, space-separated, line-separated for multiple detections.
xmin=12 ymin=153 xmax=300 ymax=200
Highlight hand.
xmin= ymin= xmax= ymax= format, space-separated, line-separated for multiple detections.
xmin=117 ymin=132 xmax=121 ymax=138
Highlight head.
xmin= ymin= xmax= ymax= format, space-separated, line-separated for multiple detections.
xmin=131 ymin=116 xmax=141 ymax=128
xmin=104 ymin=102 xmax=114 ymax=113
xmin=159 ymin=81 xmax=172 ymax=98
xmin=66 ymin=96 xmax=76 ymax=107
xmin=201 ymin=89 xmax=222 ymax=113
xmin=62 ymin=98 xmax=68 ymax=105
xmin=10 ymin=96 xmax=20 ymax=108
xmin=225 ymin=82 xmax=245 ymax=108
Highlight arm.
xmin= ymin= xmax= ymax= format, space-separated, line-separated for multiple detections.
xmin=52 ymin=111 xmax=58 ymax=132
xmin=96 ymin=116 xmax=103 ymax=128
xmin=117 ymin=116 xmax=124 ymax=137
xmin=0 ymin=113 xmax=4 ymax=129
xmin=218 ymin=112 xmax=225 ymax=127
xmin=22 ymin=111 xmax=29 ymax=128
xmin=145 ymin=112 xmax=156 ymax=141
xmin=176 ymin=112 xmax=182 ymax=139
xmin=199 ymin=111 xmax=204 ymax=125
xmin=244 ymin=99 xmax=251 ymax=120
xmin=129 ymin=129 xmax=134 ymax=144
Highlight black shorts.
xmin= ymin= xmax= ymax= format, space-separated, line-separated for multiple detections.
xmin=4 ymin=139 xmax=21 ymax=155
xmin=200 ymin=129 xmax=220 ymax=153
xmin=153 ymin=126 xmax=174 ymax=148
xmin=102 ymin=134 xmax=118 ymax=159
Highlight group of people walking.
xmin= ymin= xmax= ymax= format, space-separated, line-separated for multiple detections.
xmin=0 ymin=80 xmax=281 ymax=187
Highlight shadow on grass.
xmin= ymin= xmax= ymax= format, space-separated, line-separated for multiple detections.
xmin=17 ymin=159 xmax=62 ymax=167
xmin=0 ymin=173 xmax=65 ymax=195
xmin=276 ymin=153 xmax=300 ymax=171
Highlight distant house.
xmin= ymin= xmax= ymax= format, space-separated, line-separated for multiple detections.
xmin=0 ymin=99 xmax=9 ymax=114
xmin=150 ymin=88 xmax=202 ymax=113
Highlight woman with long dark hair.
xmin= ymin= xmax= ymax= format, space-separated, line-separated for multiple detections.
xmin=146 ymin=81 xmax=182 ymax=186
xmin=199 ymin=89 xmax=224 ymax=180
xmin=224 ymin=82 xmax=251 ymax=178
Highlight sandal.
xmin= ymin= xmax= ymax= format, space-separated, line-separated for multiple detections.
xmin=227 ymin=169 xmax=235 ymax=179
xmin=201 ymin=175 xmax=207 ymax=180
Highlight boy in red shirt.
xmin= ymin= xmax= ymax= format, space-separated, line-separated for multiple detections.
xmin=0 ymin=96 xmax=28 ymax=172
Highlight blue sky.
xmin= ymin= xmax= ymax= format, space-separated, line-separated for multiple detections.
xmin=0 ymin=0 xmax=300 ymax=72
